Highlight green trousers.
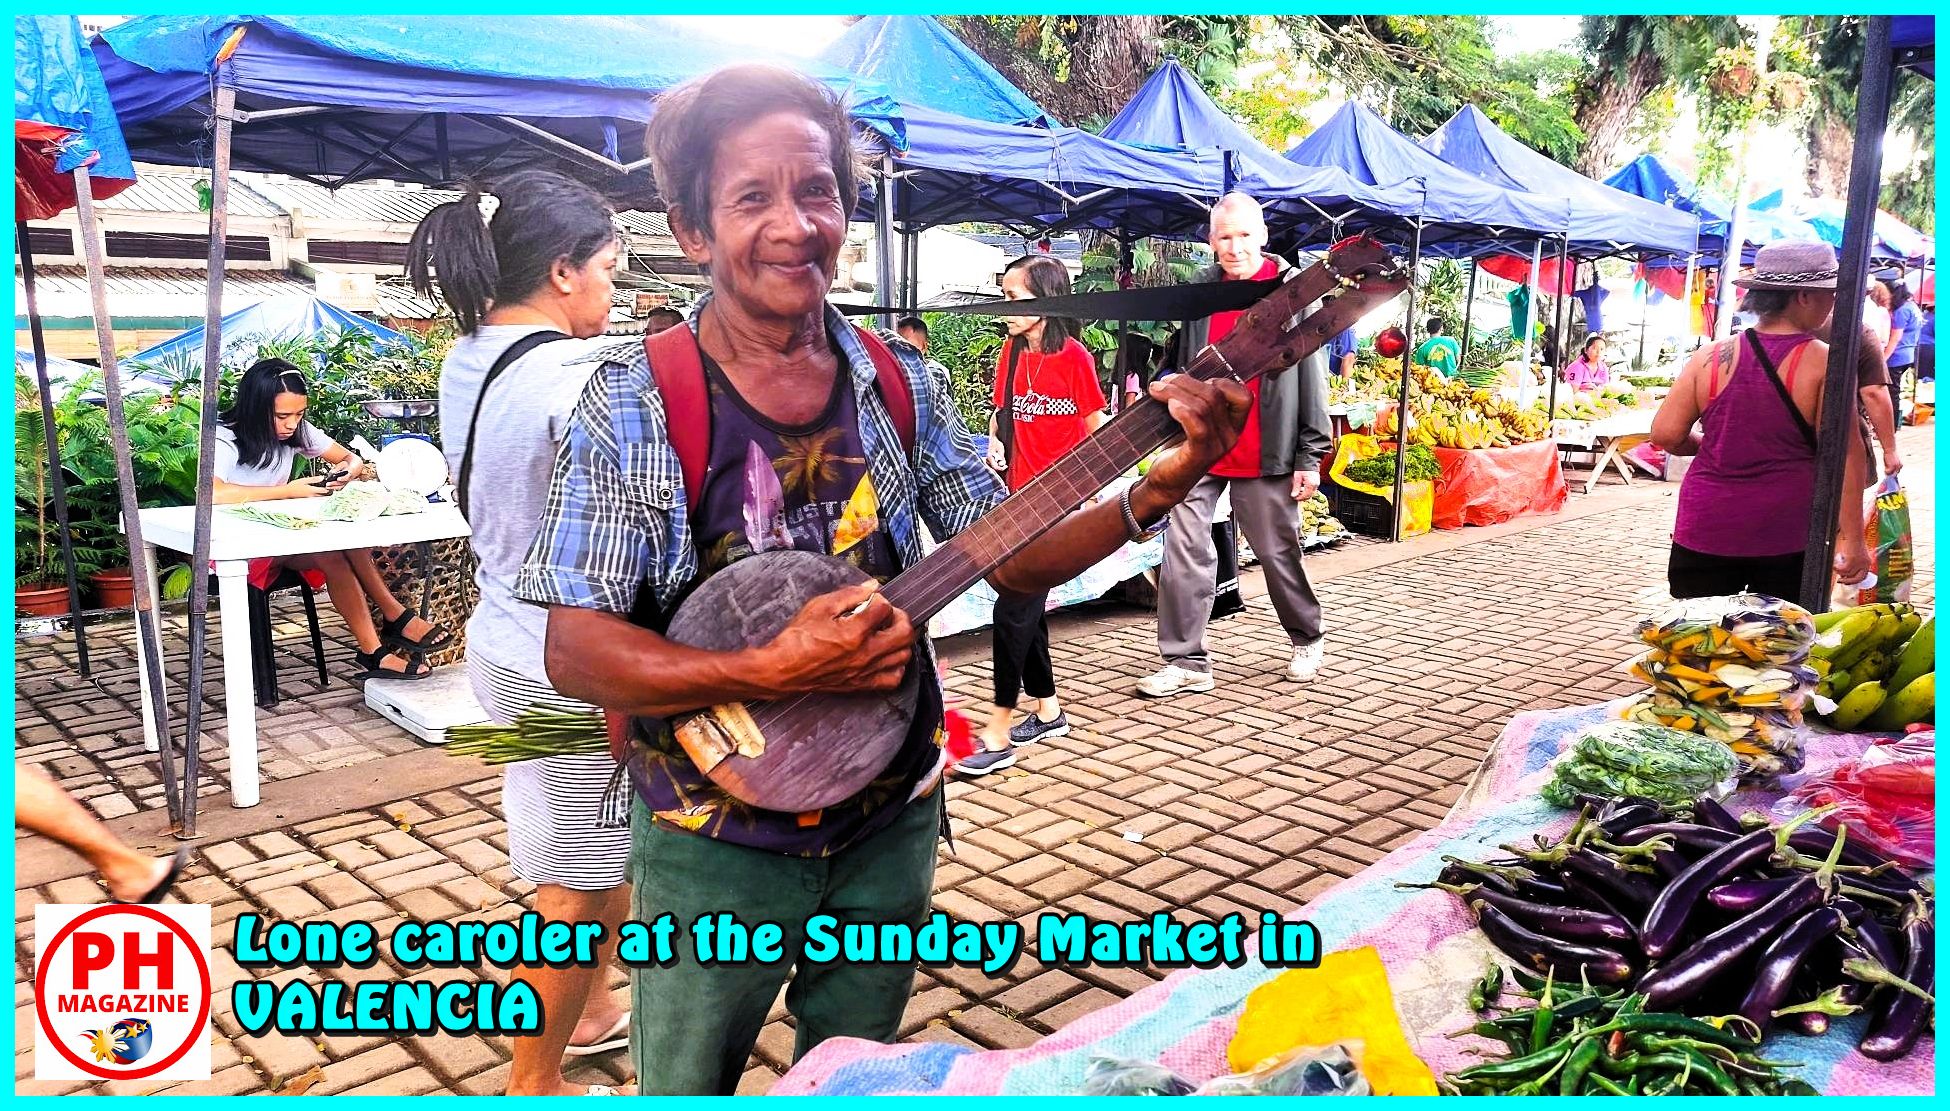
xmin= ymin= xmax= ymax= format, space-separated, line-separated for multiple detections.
xmin=628 ymin=791 xmax=942 ymax=1095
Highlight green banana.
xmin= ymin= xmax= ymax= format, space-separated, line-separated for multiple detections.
xmin=1850 ymin=650 xmax=1894 ymax=686
xmin=1817 ymin=668 xmax=1852 ymax=701
xmin=1814 ymin=610 xmax=1879 ymax=666
xmin=1893 ymin=609 xmax=1923 ymax=645
xmin=1886 ymin=616 xmax=1935 ymax=694
xmin=1814 ymin=605 xmax=1869 ymax=633
xmin=1864 ymin=673 xmax=1934 ymax=732
xmin=1829 ymin=681 xmax=1888 ymax=730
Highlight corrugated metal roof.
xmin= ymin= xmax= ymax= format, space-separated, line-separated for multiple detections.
xmin=15 ymin=265 xmax=316 ymax=318
xmin=101 ymin=169 xmax=287 ymax=219
xmin=247 ymin=177 xmax=458 ymax=226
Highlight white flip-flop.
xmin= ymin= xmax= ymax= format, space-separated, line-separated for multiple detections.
xmin=565 ymin=1013 xmax=630 ymax=1057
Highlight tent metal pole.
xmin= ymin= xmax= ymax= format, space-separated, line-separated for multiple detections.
xmin=17 ymin=223 xmax=93 ymax=676
xmin=1459 ymin=256 xmax=1479 ymax=369
xmin=73 ymin=167 xmax=183 ymax=829
xmin=874 ymin=154 xmax=897 ymax=331
xmin=1114 ymin=235 xmax=1132 ymax=413
xmin=1548 ymin=237 xmax=1571 ymax=421
xmin=179 ymin=79 xmax=240 ymax=835
xmin=1390 ymin=223 xmax=1424 ymax=542
xmin=1682 ymin=253 xmax=1699 ymax=349
xmin=1800 ymin=15 xmax=1892 ymax=611
xmin=1519 ymin=239 xmax=1542 ymax=369
xmin=1636 ymin=254 xmax=1650 ymax=372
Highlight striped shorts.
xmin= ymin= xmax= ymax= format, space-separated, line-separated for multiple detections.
xmin=470 ymin=655 xmax=631 ymax=891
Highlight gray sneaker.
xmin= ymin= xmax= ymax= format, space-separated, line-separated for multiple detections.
xmin=954 ymin=746 xmax=1018 ymax=776
xmin=1009 ymin=711 xmax=1071 ymax=746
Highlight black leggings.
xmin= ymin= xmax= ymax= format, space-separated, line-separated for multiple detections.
xmin=991 ymin=589 xmax=1054 ymax=708
xmin=1668 ymin=541 xmax=1807 ymax=601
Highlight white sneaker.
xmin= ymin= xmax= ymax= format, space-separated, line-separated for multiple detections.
xmin=1135 ymin=665 xmax=1216 ymax=698
xmin=1286 ymin=640 xmax=1325 ymax=682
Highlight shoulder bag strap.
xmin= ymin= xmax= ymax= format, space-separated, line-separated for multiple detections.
xmin=851 ymin=325 xmax=916 ymax=454
xmin=644 ymin=324 xmax=713 ymax=510
xmin=456 ymin=330 xmax=570 ymax=521
xmin=1741 ymin=329 xmax=1819 ymax=453
xmin=998 ymin=338 xmax=1024 ymax=487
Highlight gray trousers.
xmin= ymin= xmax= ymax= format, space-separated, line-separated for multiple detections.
xmin=1157 ymin=473 xmax=1322 ymax=673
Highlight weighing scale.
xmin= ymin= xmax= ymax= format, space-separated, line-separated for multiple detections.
xmin=355 ymin=399 xmax=489 ymax=745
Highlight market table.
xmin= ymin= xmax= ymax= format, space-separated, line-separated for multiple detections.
xmin=1554 ymin=408 xmax=1658 ymax=495
xmin=130 ymin=501 xmax=471 ymax=807
xmin=774 ymin=706 xmax=1932 ymax=1096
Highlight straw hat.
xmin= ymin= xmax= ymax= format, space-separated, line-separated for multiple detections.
xmin=1733 ymin=240 xmax=1839 ymax=290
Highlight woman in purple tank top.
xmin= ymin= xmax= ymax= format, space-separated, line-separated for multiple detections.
xmin=1651 ymin=242 xmax=1872 ymax=600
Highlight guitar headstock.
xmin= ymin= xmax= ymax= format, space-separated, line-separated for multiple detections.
xmin=1201 ymin=235 xmax=1408 ymax=385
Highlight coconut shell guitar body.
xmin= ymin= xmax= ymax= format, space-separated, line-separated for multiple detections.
xmin=642 ymin=236 xmax=1408 ymax=813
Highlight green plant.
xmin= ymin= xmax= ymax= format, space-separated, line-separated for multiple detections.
xmin=1344 ymin=443 xmax=1441 ymax=484
xmin=921 ymin=311 xmax=1006 ymax=434
xmin=15 ymin=373 xmax=114 ymax=587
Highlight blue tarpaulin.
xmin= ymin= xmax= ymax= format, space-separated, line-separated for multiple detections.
xmin=15 ymin=15 xmax=136 ymax=220
xmin=1751 ymin=189 xmax=1932 ymax=264
xmin=1285 ymin=100 xmax=1567 ymax=248
xmin=126 ymin=294 xmax=408 ymax=380
xmin=1892 ymin=15 xmax=1933 ymax=76
xmin=820 ymin=15 xmax=1053 ymax=127
xmin=1422 ymin=105 xmax=1699 ymax=259
xmin=92 ymin=15 xmax=903 ymax=196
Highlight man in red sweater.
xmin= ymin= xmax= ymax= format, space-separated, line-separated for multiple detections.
xmin=1138 ymin=194 xmax=1331 ymax=696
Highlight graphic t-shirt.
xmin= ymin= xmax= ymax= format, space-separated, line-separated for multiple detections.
xmin=627 ymin=348 xmax=934 ymax=857
xmin=1414 ymin=336 xmax=1463 ymax=378
xmin=1209 ymin=257 xmax=1280 ymax=479
xmin=993 ymin=337 xmax=1104 ymax=491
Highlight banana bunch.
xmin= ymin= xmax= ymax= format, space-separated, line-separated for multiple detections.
xmin=1810 ymin=603 xmax=1934 ymax=732
xmin=1299 ymin=492 xmax=1346 ymax=547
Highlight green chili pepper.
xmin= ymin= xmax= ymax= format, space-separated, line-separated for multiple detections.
xmin=1451 ymin=1039 xmax=1577 ymax=1082
xmin=1558 ymin=1039 xmax=1603 ymax=1095
xmin=1587 ymin=1073 xmax=1631 ymax=1096
xmin=1680 ymin=1049 xmax=1742 ymax=1096
xmin=1470 ymin=961 xmax=1505 ymax=1012
xmin=1530 ymin=969 xmax=1556 ymax=1054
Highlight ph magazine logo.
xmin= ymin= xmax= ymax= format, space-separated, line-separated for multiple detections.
xmin=34 ymin=903 xmax=213 ymax=1081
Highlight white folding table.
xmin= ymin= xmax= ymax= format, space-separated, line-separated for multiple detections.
xmin=131 ymin=501 xmax=471 ymax=807
xmin=1553 ymin=409 xmax=1659 ymax=494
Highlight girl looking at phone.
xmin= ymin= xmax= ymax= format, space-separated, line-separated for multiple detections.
xmin=209 ymin=357 xmax=448 ymax=680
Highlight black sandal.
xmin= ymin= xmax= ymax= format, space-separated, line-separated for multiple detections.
xmin=124 ymin=846 xmax=192 ymax=905
xmin=380 ymin=610 xmax=453 ymax=655
xmin=354 ymin=645 xmax=434 ymax=682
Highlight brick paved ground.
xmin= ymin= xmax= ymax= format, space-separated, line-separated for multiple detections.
xmin=13 ymin=426 xmax=1933 ymax=1095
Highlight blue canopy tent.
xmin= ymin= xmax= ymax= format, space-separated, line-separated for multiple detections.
xmin=1097 ymin=60 xmax=1433 ymax=245
xmin=1422 ymin=105 xmax=1702 ymax=455
xmin=93 ymin=15 xmax=904 ymax=205
xmin=1604 ymin=154 xmax=1824 ymax=278
xmin=820 ymin=15 xmax=1053 ymax=127
xmin=13 ymin=16 xmax=148 ymax=726
xmin=1422 ymin=106 xmax=1700 ymax=262
xmin=1284 ymin=100 xmax=1569 ymax=254
xmin=125 ymin=294 xmax=409 ymax=381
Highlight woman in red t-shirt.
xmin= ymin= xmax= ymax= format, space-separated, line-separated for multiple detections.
xmin=960 ymin=255 xmax=1106 ymax=776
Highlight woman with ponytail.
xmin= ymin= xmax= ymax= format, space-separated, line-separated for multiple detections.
xmin=411 ymin=169 xmax=633 ymax=1094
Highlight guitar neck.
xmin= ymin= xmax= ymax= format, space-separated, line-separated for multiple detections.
xmin=881 ymin=244 xmax=1401 ymax=624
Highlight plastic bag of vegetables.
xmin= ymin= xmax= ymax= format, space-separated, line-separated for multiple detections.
xmin=1617 ymin=693 xmax=1804 ymax=780
xmin=1635 ymin=593 xmax=1817 ymax=664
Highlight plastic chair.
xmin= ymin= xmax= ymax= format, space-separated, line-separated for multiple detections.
xmin=212 ymin=568 xmax=330 ymax=708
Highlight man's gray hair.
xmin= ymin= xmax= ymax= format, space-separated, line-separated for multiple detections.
xmin=1210 ymin=192 xmax=1265 ymax=226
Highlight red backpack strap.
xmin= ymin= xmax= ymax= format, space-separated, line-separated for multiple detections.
xmin=644 ymin=324 xmax=711 ymax=509
xmin=854 ymin=326 xmax=916 ymax=454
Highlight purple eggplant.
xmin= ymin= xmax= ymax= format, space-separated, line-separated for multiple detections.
xmin=1737 ymin=906 xmax=1845 ymax=1031
xmin=1690 ymin=796 xmax=1744 ymax=834
xmin=1614 ymin=822 xmax=1739 ymax=854
xmin=1470 ymin=899 xmax=1635 ymax=985
xmin=1558 ymin=849 xmax=1659 ymax=911
xmin=1597 ymin=799 xmax=1668 ymax=837
xmin=1859 ymin=900 xmax=1934 ymax=1062
xmin=1706 ymin=877 xmax=1800 ymax=914
xmin=1461 ymin=885 xmax=1636 ymax=945
xmin=1640 ymin=825 xmax=1783 ymax=959
xmin=1637 ymin=876 xmax=1822 ymax=1010
xmin=1784 ymin=827 xmax=1923 ymax=889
